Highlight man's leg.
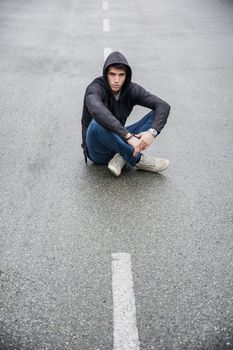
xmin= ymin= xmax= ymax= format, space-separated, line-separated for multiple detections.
xmin=127 ymin=110 xmax=155 ymax=135
xmin=107 ymin=111 xmax=157 ymax=176
xmin=118 ymin=110 xmax=169 ymax=173
xmin=86 ymin=119 xmax=141 ymax=166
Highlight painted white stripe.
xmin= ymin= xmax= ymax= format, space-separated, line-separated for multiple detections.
xmin=104 ymin=47 xmax=112 ymax=60
xmin=112 ymin=252 xmax=140 ymax=350
xmin=103 ymin=18 xmax=110 ymax=31
xmin=102 ymin=1 xmax=108 ymax=10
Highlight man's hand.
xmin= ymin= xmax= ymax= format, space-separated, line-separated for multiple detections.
xmin=134 ymin=131 xmax=154 ymax=150
xmin=127 ymin=135 xmax=142 ymax=156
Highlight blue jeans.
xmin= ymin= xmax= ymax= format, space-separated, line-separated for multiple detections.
xmin=86 ymin=111 xmax=155 ymax=166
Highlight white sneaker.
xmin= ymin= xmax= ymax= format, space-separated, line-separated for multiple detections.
xmin=136 ymin=154 xmax=169 ymax=173
xmin=108 ymin=153 xmax=126 ymax=177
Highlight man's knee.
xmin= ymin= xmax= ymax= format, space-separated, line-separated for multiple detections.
xmin=89 ymin=119 xmax=108 ymax=135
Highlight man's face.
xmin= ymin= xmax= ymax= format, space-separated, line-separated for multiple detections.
xmin=107 ymin=66 xmax=127 ymax=95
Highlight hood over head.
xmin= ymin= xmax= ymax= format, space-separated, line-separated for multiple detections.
xmin=103 ymin=51 xmax=132 ymax=96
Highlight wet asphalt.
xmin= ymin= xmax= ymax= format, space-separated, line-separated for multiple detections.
xmin=1 ymin=0 xmax=233 ymax=349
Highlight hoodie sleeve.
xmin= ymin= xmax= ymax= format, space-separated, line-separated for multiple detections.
xmin=130 ymin=83 xmax=171 ymax=133
xmin=85 ymin=82 xmax=129 ymax=138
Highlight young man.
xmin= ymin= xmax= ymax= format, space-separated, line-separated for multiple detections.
xmin=81 ymin=51 xmax=171 ymax=177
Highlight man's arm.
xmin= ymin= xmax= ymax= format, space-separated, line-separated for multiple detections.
xmin=85 ymin=83 xmax=128 ymax=139
xmin=130 ymin=83 xmax=171 ymax=133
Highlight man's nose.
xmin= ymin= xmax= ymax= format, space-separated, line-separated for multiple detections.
xmin=115 ymin=75 xmax=119 ymax=83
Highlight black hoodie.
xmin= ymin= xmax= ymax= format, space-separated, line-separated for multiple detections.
xmin=81 ymin=51 xmax=170 ymax=150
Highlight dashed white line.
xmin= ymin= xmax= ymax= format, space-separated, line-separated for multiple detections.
xmin=104 ymin=47 xmax=112 ymax=60
xmin=102 ymin=1 xmax=109 ymax=10
xmin=103 ymin=18 xmax=110 ymax=31
xmin=112 ymin=252 xmax=140 ymax=350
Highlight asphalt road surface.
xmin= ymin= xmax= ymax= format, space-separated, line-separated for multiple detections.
xmin=1 ymin=0 xmax=233 ymax=349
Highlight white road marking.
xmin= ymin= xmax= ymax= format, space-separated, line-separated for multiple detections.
xmin=103 ymin=18 xmax=110 ymax=31
xmin=104 ymin=47 xmax=112 ymax=60
xmin=102 ymin=1 xmax=108 ymax=11
xmin=112 ymin=252 xmax=140 ymax=350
